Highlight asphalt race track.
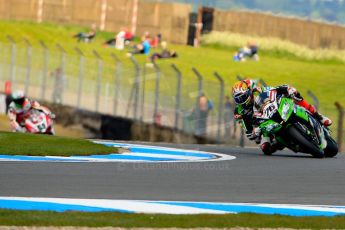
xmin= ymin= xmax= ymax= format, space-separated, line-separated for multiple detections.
xmin=0 ymin=143 xmax=344 ymax=206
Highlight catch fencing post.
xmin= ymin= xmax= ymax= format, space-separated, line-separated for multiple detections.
xmin=234 ymin=76 xmax=244 ymax=141
xmin=192 ymin=67 xmax=204 ymax=136
xmin=111 ymin=53 xmax=122 ymax=116
xmin=75 ymin=48 xmax=84 ymax=109
xmin=239 ymin=129 xmax=245 ymax=147
xmin=7 ymin=36 xmax=16 ymax=89
xmin=307 ymin=90 xmax=320 ymax=110
xmin=129 ymin=56 xmax=140 ymax=120
xmin=192 ymin=68 xmax=203 ymax=97
xmin=335 ymin=102 xmax=344 ymax=151
xmin=56 ymin=44 xmax=66 ymax=104
xmin=140 ymin=63 xmax=146 ymax=123
xmin=171 ymin=64 xmax=182 ymax=130
xmin=40 ymin=41 xmax=49 ymax=100
xmin=23 ymin=39 xmax=32 ymax=95
xmin=153 ymin=61 xmax=161 ymax=125
xmin=93 ymin=50 xmax=102 ymax=112
xmin=214 ymin=72 xmax=224 ymax=143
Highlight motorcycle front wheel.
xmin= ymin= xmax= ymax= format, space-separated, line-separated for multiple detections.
xmin=286 ymin=126 xmax=324 ymax=158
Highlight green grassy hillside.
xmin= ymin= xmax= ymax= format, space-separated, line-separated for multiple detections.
xmin=0 ymin=20 xmax=343 ymax=144
xmin=0 ymin=20 xmax=343 ymax=106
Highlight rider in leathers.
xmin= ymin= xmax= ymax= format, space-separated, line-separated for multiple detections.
xmin=232 ymin=79 xmax=332 ymax=155
xmin=8 ymin=91 xmax=53 ymax=133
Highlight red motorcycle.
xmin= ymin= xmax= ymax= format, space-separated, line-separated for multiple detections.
xmin=24 ymin=107 xmax=55 ymax=135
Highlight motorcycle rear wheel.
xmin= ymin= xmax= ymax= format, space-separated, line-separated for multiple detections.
xmin=286 ymin=126 xmax=324 ymax=158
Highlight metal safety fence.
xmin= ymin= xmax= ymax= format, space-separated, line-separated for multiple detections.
xmin=0 ymin=39 xmax=343 ymax=149
xmin=0 ymin=39 xmax=241 ymax=144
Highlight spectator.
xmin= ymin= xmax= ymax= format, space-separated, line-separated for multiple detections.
xmin=51 ymin=67 xmax=64 ymax=104
xmin=141 ymin=35 xmax=151 ymax=55
xmin=73 ymin=24 xmax=97 ymax=43
xmin=115 ymin=29 xmax=126 ymax=50
xmin=233 ymin=40 xmax=259 ymax=62
xmin=195 ymin=93 xmax=213 ymax=136
xmin=141 ymin=31 xmax=150 ymax=41
xmin=150 ymin=33 xmax=162 ymax=48
xmin=104 ymin=28 xmax=134 ymax=48
xmin=124 ymin=29 xmax=134 ymax=44
xmin=248 ymin=40 xmax=258 ymax=57
xmin=129 ymin=33 xmax=151 ymax=55
xmin=150 ymin=41 xmax=178 ymax=62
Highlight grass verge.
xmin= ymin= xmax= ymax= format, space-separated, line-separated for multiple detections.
xmin=0 ymin=209 xmax=345 ymax=229
xmin=202 ymin=31 xmax=345 ymax=63
xmin=0 ymin=131 xmax=117 ymax=156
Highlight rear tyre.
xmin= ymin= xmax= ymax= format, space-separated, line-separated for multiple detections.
xmin=286 ymin=126 xmax=324 ymax=158
xmin=324 ymin=136 xmax=338 ymax=158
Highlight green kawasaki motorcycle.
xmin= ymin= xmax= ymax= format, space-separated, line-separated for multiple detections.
xmin=254 ymin=90 xmax=338 ymax=158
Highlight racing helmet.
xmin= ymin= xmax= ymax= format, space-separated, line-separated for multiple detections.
xmin=232 ymin=81 xmax=252 ymax=106
xmin=11 ymin=90 xmax=26 ymax=106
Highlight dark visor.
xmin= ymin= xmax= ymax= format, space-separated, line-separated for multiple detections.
xmin=13 ymin=98 xmax=25 ymax=105
xmin=234 ymin=91 xmax=250 ymax=104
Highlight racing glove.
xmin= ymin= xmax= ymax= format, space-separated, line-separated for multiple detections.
xmin=12 ymin=122 xmax=26 ymax=133
xmin=287 ymin=87 xmax=302 ymax=101
xmin=16 ymin=126 xmax=27 ymax=133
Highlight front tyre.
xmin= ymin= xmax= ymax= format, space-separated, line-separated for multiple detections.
xmin=286 ymin=126 xmax=324 ymax=158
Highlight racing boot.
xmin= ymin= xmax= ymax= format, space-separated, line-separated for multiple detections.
xmin=297 ymin=99 xmax=332 ymax=126
xmin=313 ymin=112 xmax=332 ymax=126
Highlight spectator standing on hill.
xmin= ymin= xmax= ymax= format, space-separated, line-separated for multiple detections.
xmin=195 ymin=93 xmax=213 ymax=136
xmin=52 ymin=67 xmax=64 ymax=104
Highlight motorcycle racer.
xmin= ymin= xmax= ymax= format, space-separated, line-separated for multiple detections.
xmin=7 ymin=90 xmax=54 ymax=133
xmin=232 ymin=79 xmax=332 ymax=154
xmin=232 ymin=79 xmax=268 ymax=141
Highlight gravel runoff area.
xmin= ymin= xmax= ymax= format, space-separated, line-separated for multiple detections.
xmin=0 ymin=228 xmax=313 ymax=230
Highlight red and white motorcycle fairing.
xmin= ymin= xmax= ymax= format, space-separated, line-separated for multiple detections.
xmin=18 ymin=108 xmax=55 ymax=135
